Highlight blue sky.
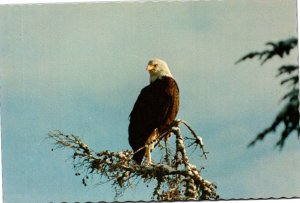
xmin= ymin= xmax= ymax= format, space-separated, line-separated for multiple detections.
xmin=0 ymin=0 xmax=299 ymax=202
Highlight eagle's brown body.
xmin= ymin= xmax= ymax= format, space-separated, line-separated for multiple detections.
xmin=129 ymin=76 xmax=179 ymax=164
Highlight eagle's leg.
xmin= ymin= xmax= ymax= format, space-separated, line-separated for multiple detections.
xmin=145 ymin=128 xmax=159 ymax=165
xmin=144 ymin=145 xmax=151 ymax=165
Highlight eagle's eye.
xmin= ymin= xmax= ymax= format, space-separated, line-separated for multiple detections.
xmin=154 ymin=64 xmax=158 ymax=68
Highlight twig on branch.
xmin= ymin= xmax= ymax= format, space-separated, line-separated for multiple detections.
xmin=48 ymin=119 xmax=218 ymax=201
xmin=153 ymin=119 xmax=209 ymax=160
xmin=177 ymin=119 xmax=209 ymax=159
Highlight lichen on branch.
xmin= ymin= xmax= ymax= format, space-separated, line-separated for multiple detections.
xmin=48 ymin=119 xmax=218 ymax=201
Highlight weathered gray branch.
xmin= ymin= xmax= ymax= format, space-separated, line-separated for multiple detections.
xmin=48 ymin=119 xmax=218 ymax=201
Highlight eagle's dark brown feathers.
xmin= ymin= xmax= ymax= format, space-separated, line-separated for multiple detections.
xmin=129 ymin=76 xmax=179 ymax=164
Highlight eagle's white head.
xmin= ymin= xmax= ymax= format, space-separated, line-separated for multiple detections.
xmin=146 ymin=58 xmax=173 ymax=83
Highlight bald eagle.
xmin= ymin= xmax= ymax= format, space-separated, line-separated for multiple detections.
xmin=128 ymin=59 xmax=180 ymax=165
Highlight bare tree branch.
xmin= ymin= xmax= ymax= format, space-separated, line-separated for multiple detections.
xmin=48 ymin=120 xmax=218 ymax=201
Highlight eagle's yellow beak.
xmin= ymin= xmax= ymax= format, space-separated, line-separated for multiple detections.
xmin=146 ymin=64 xmax=154 ymax=71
